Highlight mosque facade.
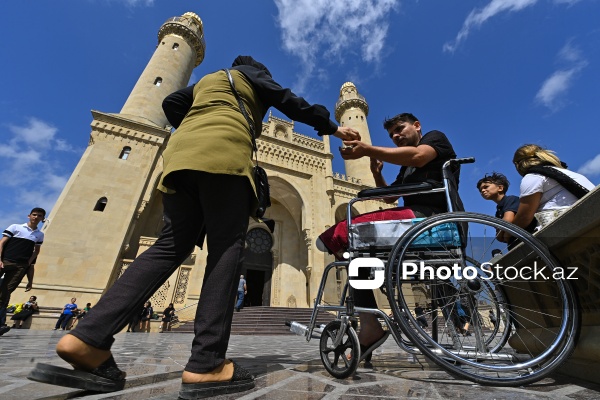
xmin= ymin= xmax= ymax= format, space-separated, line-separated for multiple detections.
xmin=33 ymin=12 xmax=390 ymax=311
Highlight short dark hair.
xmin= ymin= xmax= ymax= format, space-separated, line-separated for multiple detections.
xmin=477 ymin=172 xmax=510 ymax=193
xmin=383 ymin=113 xmax=419 ymax=131
xmin=30 ymin=207 xmax=46 ymax=217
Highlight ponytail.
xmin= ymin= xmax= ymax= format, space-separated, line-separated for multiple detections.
xmin=513 ymin=144 xmax=563 ymax=176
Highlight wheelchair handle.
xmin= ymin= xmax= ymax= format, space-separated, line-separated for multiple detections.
xmin=455 ymin=157 xmax=475 ymax=165
xmin=443 ymin=157 xmax=475 ymax=179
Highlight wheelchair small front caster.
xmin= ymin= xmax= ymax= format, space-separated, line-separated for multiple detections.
xmin=319 ymin=320 xmax=360 ymax=379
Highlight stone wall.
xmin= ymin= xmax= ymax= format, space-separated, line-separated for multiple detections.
xmin=499 ymin=185 xmax=600 ymax=384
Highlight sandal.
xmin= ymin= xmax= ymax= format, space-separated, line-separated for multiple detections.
xmin=178 ymin=360 xmax=255 ymax=399
xmin=27 ymin=355 xmax=126 ymax=392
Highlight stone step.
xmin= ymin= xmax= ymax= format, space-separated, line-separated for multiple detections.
xmin=170 ymin=306 xmax=335 ymax=335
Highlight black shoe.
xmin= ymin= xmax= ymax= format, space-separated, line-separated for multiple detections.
xmin=235 ymin=308 xmax=240 ymax=312
xmin=28 ymin=356 xmax=126 ymax=392
xmin=178 ymin=360 xmax=254 ymax=399
xmin=0 ymin=325 xmax=11 ymax=336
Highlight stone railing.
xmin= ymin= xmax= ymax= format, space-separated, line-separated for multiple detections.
xmin=497 ymin=184 xmax=600 ymax=384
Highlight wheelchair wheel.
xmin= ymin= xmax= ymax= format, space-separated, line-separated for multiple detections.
xmin=464 ymin=256 xmax=512 ymax=352
xmin=320 ymin=320 xmax=360 ymax=379
xmin=386 ymin=212 xmax=578 ymax=386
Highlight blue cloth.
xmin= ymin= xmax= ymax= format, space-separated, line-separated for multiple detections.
xmin=236 ymin=291 xmax=245 ymax=310
xmin=456 ymin=302 xmax=467 ymax=317
xmin=63 ymin=303 xmax=78 ymax=315
xmin=238 ymin=279 xmax=246 ymax=291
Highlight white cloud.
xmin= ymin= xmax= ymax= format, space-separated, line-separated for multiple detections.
xmin=553 ymin=0 xmax=581 ymax=5
xmin=443 ymin=0 xmax=538 ymax=53
xmin=8 ymin=117 xmax=58 ymax=148
xmin=535 ymin=69 xmax=576 ymax=110
xmin=55 ymin=139 xmax=78 ymax=152
xmin=0 ymin=118 xmax=78 ymax=228
xmin=274 ymin=0 xmax=399 ymax=91
xmin=113 ymin=0 xmax=154 ymax=6
xmin=578 ymin=154 xmax=600 ymax=177
xmin=535 ymin=41 xmax=587 ymax=111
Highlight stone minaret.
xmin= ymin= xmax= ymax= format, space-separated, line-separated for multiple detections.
xmin=33 ymin=13 xmax=205 ymax=306
xmin=334 ymin=82 xmax=375 ymax=187
xmin=121 ymin=12 xmax=205 ymax=128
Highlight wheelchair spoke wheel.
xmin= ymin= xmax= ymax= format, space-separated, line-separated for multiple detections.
xmin=386 ymin=212 xmax=578 ymax=386
xmin=320 ymin=320 xmax=360 ymax=379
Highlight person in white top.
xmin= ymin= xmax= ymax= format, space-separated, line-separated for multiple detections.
xmin=509 ymin=144 xmax=595 ymax=233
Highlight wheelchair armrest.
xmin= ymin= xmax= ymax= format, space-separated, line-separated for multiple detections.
xmin=357 ymin=182 xmax=433 ymax=198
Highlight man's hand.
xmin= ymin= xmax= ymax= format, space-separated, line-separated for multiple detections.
xmin=370 ymin=157 xmax=383 ymax=175
xmin=340 ymin=140 xmax=370 ymax=160
xmin=25 ymin=281 xmax=33 ymax=292
xmin=333 ymin=126 xmax=360 ymax=141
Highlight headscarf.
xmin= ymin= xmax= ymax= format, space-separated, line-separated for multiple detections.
xmin=231 ymin=55 xmax=272 ymax=77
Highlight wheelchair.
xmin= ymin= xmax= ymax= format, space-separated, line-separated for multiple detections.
xmin=297 ymin=158 xmax=578 ymax=386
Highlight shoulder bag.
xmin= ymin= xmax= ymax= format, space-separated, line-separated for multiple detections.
xmin=224 ymin=68 xmax=271 ymax=218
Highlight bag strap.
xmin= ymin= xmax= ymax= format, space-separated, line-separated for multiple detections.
xmin=223 ymin=69 xmax=258 ymax=161
xmin=528 ymin=165 xmax=590 ymax=199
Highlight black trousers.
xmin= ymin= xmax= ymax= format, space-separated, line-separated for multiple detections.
xmin=55 ymin=313 xmax=74 ymax=330
xmin=0 ymin=262 xmax=29 ymax=326
xmin=71 ymin=171 xmax=252 ymax=373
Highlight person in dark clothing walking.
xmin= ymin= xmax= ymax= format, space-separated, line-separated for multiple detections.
xmin=30 ymin=55 xmax=359 ymax=399
xmin=139 ymin=301 xmax=153 ymax=332
xmin=235 ymin=275 xmax=247 ymax=312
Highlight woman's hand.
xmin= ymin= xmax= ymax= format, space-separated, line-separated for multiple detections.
xmin=333 ymin=126 xmax=361 ymax=141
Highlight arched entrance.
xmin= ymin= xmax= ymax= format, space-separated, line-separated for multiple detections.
xmin=242 ymin=228 xmax=273 ymax=307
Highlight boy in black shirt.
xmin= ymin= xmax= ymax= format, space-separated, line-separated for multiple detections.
xmin=477 ymin=172 xmax=536 ymax=243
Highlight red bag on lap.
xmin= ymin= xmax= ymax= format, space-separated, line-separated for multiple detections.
xmin=317 ymin=207 xmax=416 ymax=259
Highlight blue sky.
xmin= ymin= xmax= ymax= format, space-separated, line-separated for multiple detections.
xmin=1 ymin=0 xmax=599 ymax=229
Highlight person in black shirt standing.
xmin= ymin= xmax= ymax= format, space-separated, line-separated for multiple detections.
xmin=159 ymin=303 xmax=175 ymax=333
xmin=340 ymin=113 xmax=463 ymax=361
xmin=0 ymin=207 xmax=45 ymax=336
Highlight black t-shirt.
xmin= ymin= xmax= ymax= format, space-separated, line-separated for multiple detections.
xmin=496 ymin=194 xmax=537 ymax=233
xmin=496 ymin=195 xmax=519 ymax=219
xmin=415 ymin=306 xmax=425 ymax=316
xmin=391 ymin=130 xmax=458 ymax=211
xmin=162 ymin=307 xmax=174 ymax=320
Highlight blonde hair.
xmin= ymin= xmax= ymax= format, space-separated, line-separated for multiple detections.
xmin=513 ymin=144 xmax=564 ymax=176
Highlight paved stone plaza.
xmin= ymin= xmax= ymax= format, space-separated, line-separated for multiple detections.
xmin=1 ymin=330 xmax=600 ymax=399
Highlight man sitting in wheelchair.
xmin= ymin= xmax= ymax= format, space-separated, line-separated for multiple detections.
xmin=317 ymin=112 xmax=464 ymax=361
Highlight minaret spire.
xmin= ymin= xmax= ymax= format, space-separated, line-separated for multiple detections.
xmin=120 ymin=12 xmax=206 ymax=128
xmin=334 ymin=82 xmax=375 ymax=187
